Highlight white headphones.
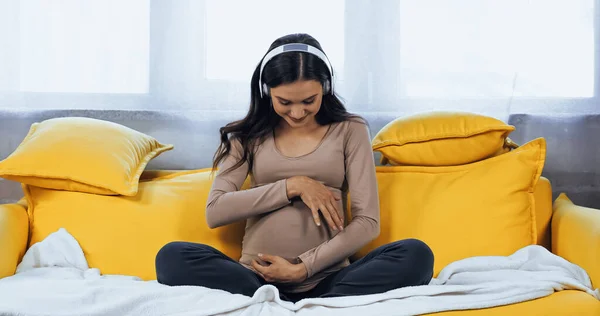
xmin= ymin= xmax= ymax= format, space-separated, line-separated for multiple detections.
xmin=259 ymin=43 xmax=334 ymax=98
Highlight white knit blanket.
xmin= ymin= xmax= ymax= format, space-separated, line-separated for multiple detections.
xmin=0 ymin=228 xmax=597 ymax=316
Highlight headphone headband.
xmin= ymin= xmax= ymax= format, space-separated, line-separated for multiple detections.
xmin=259 ymin=43 xmax=334 ymax=97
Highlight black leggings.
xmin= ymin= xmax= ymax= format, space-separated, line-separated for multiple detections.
xmin=155 ymin=239 xmax=434 ymax=302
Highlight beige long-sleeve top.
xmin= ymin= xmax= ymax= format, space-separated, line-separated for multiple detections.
xmin=206 ymin=120 xmax=380 ymax=293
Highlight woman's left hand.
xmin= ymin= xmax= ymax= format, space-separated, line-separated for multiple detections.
xmin=251 ymin=253 xmax=308 ymax=284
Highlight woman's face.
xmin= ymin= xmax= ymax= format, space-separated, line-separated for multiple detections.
xmin=269 ymin=80 xmax=323 ymax=129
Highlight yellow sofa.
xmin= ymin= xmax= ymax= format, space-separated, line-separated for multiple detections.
xmin=0 ymin=171 xmax=599 ymax=315
xmin=0 ymin=114 xmax=598 ymax=315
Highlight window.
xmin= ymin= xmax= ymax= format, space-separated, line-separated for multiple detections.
xmin=399 ymin=0 xmax=594 ymax=98
xmin=1 ymin=0 xmax=597 ymax=112
xmin=205 ymin=0 xmax=345 ymax=81
xmin=19 ymin=0 xmax=149 ymax=93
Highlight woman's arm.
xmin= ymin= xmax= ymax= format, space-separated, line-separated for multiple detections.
xmin=297 ymin=121 xmax=381 ymax=278
xmin=206 ymin=139 xmax=291 ymax=228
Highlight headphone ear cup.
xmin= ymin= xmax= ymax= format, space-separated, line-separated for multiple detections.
xmin=323 ymin=80 xmax=331 ymax=94
xmin=262 ymin=83 xmax=270 ymax=97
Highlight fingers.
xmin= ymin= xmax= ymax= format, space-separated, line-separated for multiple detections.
xmin=253 ymin=258 xmax=287 ymax=283
xmin=251 ymin=260 xmax=268 ymax=275
xmin=324 ymin=191 xmax=343 ymax=227
xmin=258 ymin=273 xmax=269 ymax=281
xmin=252 ymin=259 xmax=276 ymax=282
xmin=308 ymin=203 xmax=321 ymax=226
xmin=319 ymin=203 xmax=338 ymax=231
xmin=327 ymin=199 xmax=344 ymax=231
xmin=309 ymin=195 xmax=343 ymax=231
xmin=251 ymin=261 xmax=271 ymax=282
xmin=299 ymin=182 xmax=344 ymax=229
xmin=320 ymin=191 xmax=343 ymax=231
xmin=258 ymin=253 xmax=278 ymax=263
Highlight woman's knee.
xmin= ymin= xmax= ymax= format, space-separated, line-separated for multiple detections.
xmin=403 ymin=239 xmax=434 ymax=265
xmin=155 ymin=241 xmax=214 ymax=285
xmin=384 ymin=238 xmax=432 ymax=256
xmin=156 ymin=242 xmax=187 ymax=267
xmin=401 ymin=238 xmax=434 ymax=281
xmin=384 ymin=238 xmax=434 ymax=282
xmin=155 ymin=242 xmax=186 ymax=284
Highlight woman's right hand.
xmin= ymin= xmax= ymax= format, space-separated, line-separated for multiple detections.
xmin=286 ymin=176 xmax=344 ymax=231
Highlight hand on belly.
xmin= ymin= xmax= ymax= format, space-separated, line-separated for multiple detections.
xmin=249 ymin=253 xmax=308 ymax=284
xmin=286 ymin=176 xmax=345 ymax=232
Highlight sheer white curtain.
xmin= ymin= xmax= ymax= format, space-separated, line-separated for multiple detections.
xmin=0 ymin=0 xmax=597 ymax=118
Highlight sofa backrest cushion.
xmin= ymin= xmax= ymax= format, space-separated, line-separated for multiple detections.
xmin=25 ymin=168 xmax=245 ymax=281
xmin=355 ymin=137 xmax=546 ymax=276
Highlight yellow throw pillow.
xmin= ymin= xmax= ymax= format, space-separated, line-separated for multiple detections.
xmin=372 ymin=111 xmax=515 ymax=166
xmin=24 ymin=168 xmax=246 ymax=281
xmin=356 ymin=137 xmax=546 ymax=276
xmin=0 ymin=117 xmax=173 ymax=196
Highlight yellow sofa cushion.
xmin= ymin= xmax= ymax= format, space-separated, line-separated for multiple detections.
xmin=426 ymin=290 xmax=600 ymax=316
xmin=372 ymin=111 xmax=515 ymax=166
xmin=0 ymin=201 xmax=29 ymax=279
xmin=552 ymin=193 xmax=600 ymax=290
xmin=356 ymin=137 xmax=546 ymax=276
xmin=24 ymin=168 xmax=245 ymax=281
xmin=533 ymin=177 xmax=553 ymax=250
xmin=0 ymin=117 xmax=173 ymax=196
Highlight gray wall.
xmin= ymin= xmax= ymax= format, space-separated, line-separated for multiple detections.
xmin=1 ymin=110 xmax=599 ymax=209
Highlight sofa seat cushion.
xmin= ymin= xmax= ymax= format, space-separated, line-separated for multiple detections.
xmin=24 ymin=168 xmax=245 ymax=281
xmin=354 ymin=138 xmax=546 ymax=276
xmin=426 ymin=290 xmax=600 ymax=315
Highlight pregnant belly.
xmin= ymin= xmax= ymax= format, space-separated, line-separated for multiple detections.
xmin=240 ymin=198 xmax=343 ymax=264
